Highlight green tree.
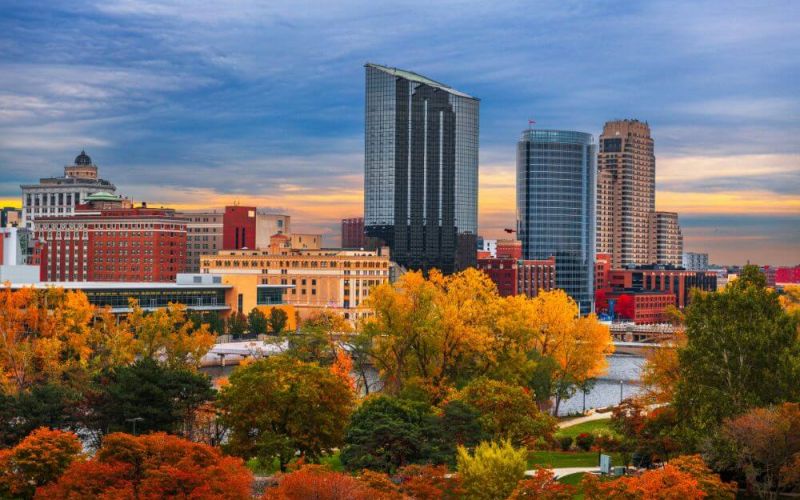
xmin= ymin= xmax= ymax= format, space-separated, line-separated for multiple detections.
xmin=455 ymin=377 xmax=557 ymax=446
xmin=218 ymin=355 xmax=355 ymax=471
xmin=456 ymin=440 xmax=527 ymax=500
xmin=86 ymin=358 xmax=214 ymax=441
xmin=247 ymin=308 xmax=268 ymax=335
xmin=226 ymin=312 xmax=248 ymax=337
xmin=674 ymin=264 xmax=800 ymax=446
xmin=269 ymin=308 xmax=288 ymax=335
xmin=0 ymin=384 xmax=80 ymax=447
xmin=341 ymin=396 xmax=447 ymax=473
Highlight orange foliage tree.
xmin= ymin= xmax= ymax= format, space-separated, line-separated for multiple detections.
xmin=395 ymin=464 xmax=464 ymax=500
xmin=582 ymin=454 xmax=735 ymax=499
xmin=0 ymin=427 xmax=83 ymax=499
xmin=36 ymin=432 xmax=252 ymax=500
xmin=262 ymin=465 xmax=386 ymax=500
xmin=508 ymin=469 xmax=576 ymax=499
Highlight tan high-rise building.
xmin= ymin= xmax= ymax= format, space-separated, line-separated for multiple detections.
xmin=177 ymin=210 xmax=224 ymax=273
xmin=649 ymin=211 xmax=683 ymax=266
xmin=596 ymin=119 xmax=655 ymax=268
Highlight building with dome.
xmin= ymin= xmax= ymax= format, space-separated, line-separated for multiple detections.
xmin=20 ymin=150 xmax=117 ymax=229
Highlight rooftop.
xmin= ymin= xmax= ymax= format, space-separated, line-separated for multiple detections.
xmin=366 ymin=63 xmax=477 ymax=100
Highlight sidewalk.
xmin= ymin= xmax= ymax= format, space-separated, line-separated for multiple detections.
xmin=558 ymin=411 xmax=611 ymax=429
xmin=525 ymin=466 xmax=598 ymax=479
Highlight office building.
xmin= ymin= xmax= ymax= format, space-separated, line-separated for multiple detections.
xmin=364 ymin=63 xmax=479 ymax=274
xmin=341 ymin=217 xmax=367 ymax=249
xmin=1 ymin=207 xmax=21 ymax=228
xmin=649 ymin=211 xmax=683 ymax=266
xmin=517 ymin=129 xmax=596 ymax=314
xmin=477 ymin=254 xmax=556 ymax=298
xmin=201 ymin=245 xmax=391 ymax=321
xmin=222 ymin=205 xmax=256 ymax=250
xmin=608 ymin=267 xmax=717 ymax=309
xmin=179 ymin=210 xmax=224 ymax=273
xmin=596 ymin=120 xmax=655 ymax=268
xmin=35 ymin=193 xmax=186 ymax=282
xmin=682 ymin=252 xmax=709 ymax=271
xmin=20 ymin=151 xmax=118 ymax=229
xmin=478 ymin=238 xmax=497 ymax=257
xmin=255 ymin=212 xmax=291 ymax=249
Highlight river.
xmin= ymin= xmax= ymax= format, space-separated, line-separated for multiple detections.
xmin=201 ymin=353 xmax=645 ymax=417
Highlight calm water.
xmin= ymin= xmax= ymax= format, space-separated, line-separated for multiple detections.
xmin=202 ymin=353 xmax=645 ymax=416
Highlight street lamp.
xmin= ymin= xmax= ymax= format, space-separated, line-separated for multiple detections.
xmin=619 ymin=380 xmax=624 ymax=404
xmin=125 ymin=417 xmax=144 ymax=435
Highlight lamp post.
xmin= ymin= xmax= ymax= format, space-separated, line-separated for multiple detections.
xmin=125 ymin=417 xmax=144 ymax=436
xmin=619 ymin=380 xmax=624 ymax=404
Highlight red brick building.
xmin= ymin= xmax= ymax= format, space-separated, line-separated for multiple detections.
xmin=608 ymin=267 xmax=717 ymax=309
xmin=776 ymin=265 xmax=800 ymax=284
xmin=609 ymin=291 xmax=675 ymax=324
xmin=341 ymin=217 xmax=367 ymax=249
xmin=477 ymin=255 xmax=556 ymax=298
xmin=595 ymin=252 xmax=611 ymax=291
xmin=477 ymin=257 xmax=518 ymax=296
xmin=223 ymin=205 xmax=256 ymax=250
xmin=496 ymin=239 xmax=522 ymax=259
xmin=35 ymin=194 xmax=186 ymax=282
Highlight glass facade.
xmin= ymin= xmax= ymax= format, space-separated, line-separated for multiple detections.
xmin=517 ymin=130 xmax=596 ymax=315
xmin=364 ymin=63 xmax=479 ymax=274
xmin=82 ymin=287 xmax=227 ymax=310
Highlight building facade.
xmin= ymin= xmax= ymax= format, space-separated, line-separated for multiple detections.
xmin=1 ymin=207 xmax=21 ymax=228
xmin=682 ymin=252 xmax=709 ymax=271
xmin=222 ymin=205 xmax=256 ymax=250
xmin=35 ymin=194 xmax=186 ymax=282
xmin=517 ymin=129 xmax=596 ymax=314
xmin=201 ymin=248 xmax=391 ymax=321
xmin=20 ymin=151 xmax=118 ymax=230
xmin=364 ymin=63 xmax=479 ymax=274
xmin=518 ymin=257 xmax=557 ymax=298
xmin=596 ymin=120 xmax=655 ymax=269
xmin=178 ymin=210 xmax=224 ymax=273
xmin=608 ymin=267 xmax=717 ymax=309
xmin=341 ymin=217 xmax=367 ymax=249
xmin=255 ymin=212 xmax=291 ymax=249
xmin=649 ymin=211 xmax=683 ymax=266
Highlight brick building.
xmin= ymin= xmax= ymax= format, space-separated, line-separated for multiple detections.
xmin=609 ymin=291 xmax=676 ymax=324
xmin=477 ymin=254 xmax=555 ymax=298
xmin=341 ymin=217 xmax=367 ymax=249
xmin=35 ymin=193 xmax=186 ymax=282
xmin=776 ymin=265 xmax=800 ymax=284
xmin=608 ymin=267 xmax=717 ymax=309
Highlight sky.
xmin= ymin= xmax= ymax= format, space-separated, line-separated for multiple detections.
xmin=0 ymin=0 xmax=798 ymax=265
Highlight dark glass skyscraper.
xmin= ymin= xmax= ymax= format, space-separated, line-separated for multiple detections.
xmin=517 ymin=129 xmax=596 ymax=315
xmin=364 ymin=63 xmax=479 ymax=274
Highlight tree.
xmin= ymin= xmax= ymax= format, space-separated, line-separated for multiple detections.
xmin=219 ymin=355 xmax=355 ymax=471
xmin=85 ymin=358 xmax=214 ymax=442
xmin=263 ymin=465 xmax=387 ymax=500
xmin=615 ymin=294 xmax=635 ymax=320
xmin=595 ymin=288 xmax=609 ymax=313
xmin=582 ymin=454 xmax=735 ymax=499
xmin=396 ymin=464 xmax=465 ymax=500
xmin=674 ymin=265 xmax=800 ymax=444
xmin=0 ymin=428 xmax=83 ymax=499
xmin=36 ymin=432 xmax=253 ymax=500
xmin=509 ymin=468 xmax=576 ymax=500
xmin=124 ymin=299 xmax=215 ymax=370
xmin=0 ymin=383 xmax=80 ymax=447
xmin=709 ymin=403 xmax=800 ymax=497
xmin=341 ymin=396 xmax=444 ymax=473
xmin=269 ymin=307 xmax=289 ymax=335
xmin=611 ymin=400 xmax=681 ymax=466
xmin=226 ymin=311 xmax=248 ymax=337
xmin=640 ymin=330 xmax=686 ymax=404
xmin=439 ymin=400 xmax=488 ymax=450
xmin=455 ymin=378 xmax=557 ymax=446
xmin=248 ymin=308 xmax=268 ymax=335
xmin=456 ymin=440 xmax=528 ymax=500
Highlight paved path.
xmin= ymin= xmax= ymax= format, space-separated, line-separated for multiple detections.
xmin=525 ymin=467 xmax=598 ymax=479
xmin=558 ymin=412 xmax=612 ymax=429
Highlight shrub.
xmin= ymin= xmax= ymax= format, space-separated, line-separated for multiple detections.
xmin=558 ymin=436 xmax=573 ymax=451
xmin=456 ymin=440 xmax=527 ymax=500
xmin=593 ymin=432 xmax=621 ymax=452
xmin=575 ymin=432 xmax=595 ymax=451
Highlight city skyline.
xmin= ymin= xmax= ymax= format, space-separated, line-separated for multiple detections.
xmin=1 ymin=1 xmax=798 ymax=265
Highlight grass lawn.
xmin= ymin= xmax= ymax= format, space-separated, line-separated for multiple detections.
xmin=528 ymin=450 xmax=623 ymax=469
xmin=556 ymin=418 xmax=618 ymax=439
xmin=557 ymin=472 xmax=586 ymax=486
xmin=247 ymin=451 xmax=343 ymax=475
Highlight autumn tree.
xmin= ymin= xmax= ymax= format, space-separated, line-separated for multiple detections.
xmin=226 ymin=311 xmax=248 ymax=337
xmin=582 ymin=454 xmax=735 ymax=499
xmin=0 ymin=427 xmax=83 ymax=499
xmin=218 ymin=355 xmax=355 ymax=471
xmin=36 ymin=432 xmax=253 ymax=500
xmin=455 ymin=377 xmax=557 ymax=446
xmin=615 ymin=294 xmax=635 ymax=320
xmin=640 ymin=330 xmax=686 ymax=404
xmin=456 ymin=440 xmax=528 ymax=500
xmin=674 ymin=264 xmax=800 ymax=445
xmin=263 ymin=465 xmax=388 ymax=500
xmin=508 ymin=469 xmax=576 ymax=500
xmin=396 ymin=464 xmax=465 ymax=500
xmin=124 ymin=299 xmax=215 ymax=369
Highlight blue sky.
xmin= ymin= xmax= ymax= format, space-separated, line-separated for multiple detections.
xmin=0 ymin=0 xmax=798 ymax=264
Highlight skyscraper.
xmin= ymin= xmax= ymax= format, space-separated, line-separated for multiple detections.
xmin=596 ymin=119 xmax=655 ymax=268
xmin=649 ymin=211 xmax=683 ymax=266
xmin=364 ymin=63 xmax=479 ymax=274
xmin=517 ymin=129 xmax=596 ymax=315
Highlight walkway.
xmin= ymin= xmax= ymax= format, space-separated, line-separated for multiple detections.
xmin=557 ymin=411 xmax=612 ymax=429
xmin=525 ymin=467 xmax=598 ymax=479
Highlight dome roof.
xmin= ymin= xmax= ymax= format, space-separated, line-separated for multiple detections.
xmin=75 ymin=150 xmax=92 ymax=166
xmin=85 ymin=191 xmax=120 ymax=202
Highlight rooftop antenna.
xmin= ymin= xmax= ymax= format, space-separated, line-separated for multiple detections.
xmin=528 ymin=118 xmax=536 ymax=130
